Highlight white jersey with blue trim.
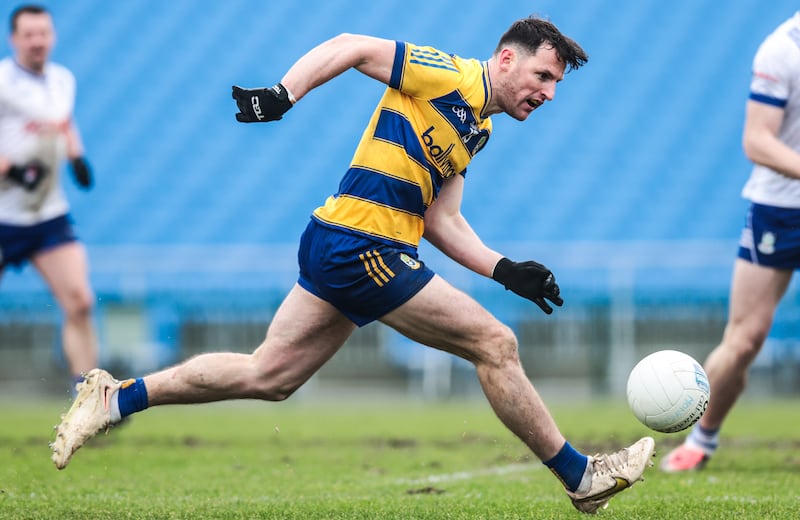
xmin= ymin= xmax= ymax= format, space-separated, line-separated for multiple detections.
xmin=741 ymin=12 xmax=800 ymax=208
xmin=0 ymin=57 xmax=73 ymax=225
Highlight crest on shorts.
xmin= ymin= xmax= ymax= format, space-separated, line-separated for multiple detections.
xmin=757 ymin=231 xmax=776 ymax=255
xmin=400 ymin=253 xmax=421 ymax=269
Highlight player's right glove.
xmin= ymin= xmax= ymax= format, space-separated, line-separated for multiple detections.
xmin=492 ymin=257 xmax=564 ymax=315
xmin=6 ymin=160 xmax=49 ymax=191
xmin=232 ymin=83 xmax=293 ymax=123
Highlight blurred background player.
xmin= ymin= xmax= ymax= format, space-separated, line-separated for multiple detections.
xmin=0 ymin=4 xmax=97 ymax=389
xmin=662 ymin=11 xmax=800 ymax=472
xmin=52 ymin=18 xmax=655 ymax=513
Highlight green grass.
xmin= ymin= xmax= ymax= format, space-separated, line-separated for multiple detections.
xmin=0 ymin=397 xmax=797 ymax=519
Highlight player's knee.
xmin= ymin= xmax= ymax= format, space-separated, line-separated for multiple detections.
xmin=249 ymin=358 xmax=305 ymax=401
xmin=63 ymin=287 xmax=95 ymax=320
xmin=248 ymin=378 xmax=298 ymax=402
xmin=481 ymin=322 xmax=520 ymax=368
xmin=261 ymin=384 xmax=297 ymax=402
xmin=251 ymin=372 xmax=301 ymax=401
xmin=724 ymin=321 xmax=770 ymax=364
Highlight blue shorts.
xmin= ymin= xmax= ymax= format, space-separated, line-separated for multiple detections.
xmin=0 ymin=214 xmax=78 ymax=269
xmin=737 ymin=202 xmax=800 ymax=269
xmin=297 ymin=219 xmax=435 ymax=326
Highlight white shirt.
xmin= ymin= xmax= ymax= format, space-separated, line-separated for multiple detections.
xmin=0 ymin=57 xmax=74 ymax=225
xmin=741 ymin=12 xmax=800 ymax=208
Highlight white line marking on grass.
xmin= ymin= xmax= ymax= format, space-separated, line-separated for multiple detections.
xmin=396 ymin=463 xmax=543 ymax=485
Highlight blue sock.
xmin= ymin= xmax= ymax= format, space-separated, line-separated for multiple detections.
xmin=543 ymin=441 xmax=589 ymax=492
xmin=117 ymin=378 xmax=149 ymax=418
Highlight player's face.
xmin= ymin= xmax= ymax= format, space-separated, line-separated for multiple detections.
xmin=11 ymin=12 xmax=55 ymax=74
xmin=497 ymin=44 xmax=565 ymax=121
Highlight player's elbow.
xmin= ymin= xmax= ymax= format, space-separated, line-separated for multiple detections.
xmin=741 ymin=132 xmax=760 ymax=163
xmin=742 ymin=127 xmax=775 ymax=166
xmin=329 ymin=32 xmax=359 ymax=45
xmin=328 ymin=33 xmax=394 ymax=83
xmin=328 ymin=33 xmax=374 ymax=60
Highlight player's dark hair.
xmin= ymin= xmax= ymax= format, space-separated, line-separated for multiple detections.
xmin=10 ymin=4 xmax=49 ymax=33
xmin=496 ymin=16 xmax=588 ymax=72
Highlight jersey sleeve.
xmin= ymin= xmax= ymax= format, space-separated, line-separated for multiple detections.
xmin=750 ymin=32 xmax=800 ymax=107
xmin=389 ymin=41 xmax=465 ymax=100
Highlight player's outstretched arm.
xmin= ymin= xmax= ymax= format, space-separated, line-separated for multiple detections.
xmin=282 ymin=33 xmax=396 ymax=98
xmin=232 ymin=34 xmax=396 ymax=123
xmin=423 ymin=174 xmax=503 ymax=276
xmin=424 ymin=175 xmax=563 ymax=315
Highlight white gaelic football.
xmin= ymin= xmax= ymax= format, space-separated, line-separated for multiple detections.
xmin=626 ymin=350 xmax=710 ymax=433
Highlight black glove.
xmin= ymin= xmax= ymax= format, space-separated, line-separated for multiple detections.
xmin=7 ymin=160 xmax=49 ymax=191
xmin=492 ymin=257 xmax=564 ymax=314
xmin=232 ymin=83 xmax=293 ymax=123
xmin=69 ymin=157 xmax=93 ymax=190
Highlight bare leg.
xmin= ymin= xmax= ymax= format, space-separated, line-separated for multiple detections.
xmin=699 ymin=259 xmax=792 ymax=429
xmin=144 ymin=284 xmax=357 ymax=405
xmin=381 ymin=275 xmax=565 ymax=461
xmin=33 ymin=242 xmax=98 ymax=375
xmin=50 ymin=284 xmax=356 ymax=469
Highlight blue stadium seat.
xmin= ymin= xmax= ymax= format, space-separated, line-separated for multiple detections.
xmin=0 ymin=0 xmax=791 ymax=298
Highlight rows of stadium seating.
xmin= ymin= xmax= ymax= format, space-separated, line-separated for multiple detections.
xmin=4 ymin=1 xmax=800 ymax=392
xmin=1 ymin=0 xmax=794 ymax=297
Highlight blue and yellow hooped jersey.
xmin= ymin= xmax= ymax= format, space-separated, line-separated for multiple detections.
xmin=312 ymin=41 xmax=493 ymax=249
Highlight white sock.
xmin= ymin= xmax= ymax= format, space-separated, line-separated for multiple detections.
xmin=574 ymin=459 xmax=593 ymax=495
xmin=686 ymin=424 xmax=719 ymax=456
xmin=108 ymin=389 xmax=122 ymax=423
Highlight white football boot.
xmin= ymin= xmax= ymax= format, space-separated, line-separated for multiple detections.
xmin=566 ymin=437 xmax=656 ymax=514
xmin=51 ymin=368 xmax=122 ymax=469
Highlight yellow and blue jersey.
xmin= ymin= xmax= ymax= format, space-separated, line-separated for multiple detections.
xmin=312 ymin=41 xmax=493 ymax=250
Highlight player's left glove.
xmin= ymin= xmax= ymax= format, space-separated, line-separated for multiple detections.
xmin=7 ymin=160 xmax=49 ymax=191
xmin=232 ymin=83 xmax=293 ymax=123
xmin=69 ymin=157 xmax=93 ymax=190
xmin=492 ymin=257 xmax=564 ymax=314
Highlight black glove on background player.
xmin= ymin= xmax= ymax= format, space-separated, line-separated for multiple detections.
xmin=232 ymin=83 xmax=293 ymax=122
xmin=7 ymin=160 xmax=49 ymax=191
xmin=492 ymin=257 xmax=564 ymax=314
xmin=69 ymin=157 xmax=93 ymax=190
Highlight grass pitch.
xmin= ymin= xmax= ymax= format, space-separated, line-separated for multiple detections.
xmin=0 ymin=397 xmax=797 ymax=519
